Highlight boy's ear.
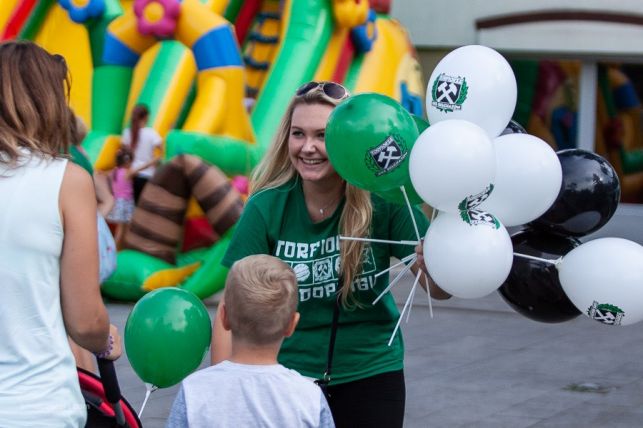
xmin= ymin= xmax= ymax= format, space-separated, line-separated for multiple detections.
xmin=220 ymin=303 xmax=232 ymax=332
xmin=284 ymin=312 xmax=300 ymax=337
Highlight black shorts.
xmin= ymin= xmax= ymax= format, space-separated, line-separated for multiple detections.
xmin=326 ymin=369 xmax=405 ymax=428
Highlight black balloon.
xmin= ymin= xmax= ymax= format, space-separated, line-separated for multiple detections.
xmin=500 ymin=119 xmax=527 ymax=136
xmin=530 ymin=149 xmax=620 ymax=237
xmin=499 ymin=229 xmax=581 ymax=323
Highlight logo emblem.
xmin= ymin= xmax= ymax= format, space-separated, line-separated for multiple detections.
xmin=458 ymin=184 xmax=494 ymax=211
xmin=313 ymin=259 xmax=333 ymax=283
xmin=366 ymin=135 xmax=408 ymax=176
xmin=587 ymin=301 xmax=624 ymax=326
xmin=460 ymin=209 xmax=500 ymax=229
xmin=431 ymin=73 xmax=468 ymax=112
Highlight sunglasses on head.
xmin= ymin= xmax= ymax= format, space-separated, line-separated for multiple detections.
xmin=295 ymin=81 xmax=349 ymax=100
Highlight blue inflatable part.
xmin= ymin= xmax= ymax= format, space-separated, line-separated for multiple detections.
xmin=351 ymin=9 xmax=377 ymax=53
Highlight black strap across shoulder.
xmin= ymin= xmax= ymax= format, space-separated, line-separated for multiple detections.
xmin=315 ymin=293 xmax=341 ymax=396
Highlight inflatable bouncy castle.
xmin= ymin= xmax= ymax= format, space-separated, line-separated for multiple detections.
xmin=0 ymin=0 xmax=425 ymax=300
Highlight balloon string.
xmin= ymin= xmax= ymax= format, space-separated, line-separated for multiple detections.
xmin=373 ymin=257 xmax=415 ymax=305
xmin=388 ymin=270 xmax=422 ymax=347
xmin=374 ymin=253 xmax=416 ymax=278
xmin=405 ymin=278 xmax=419 ymax=323
xmin=339 ymin=236 xmax=418 ymax=246
xmin=513 ymin=252 xmax=562 ymax=265
xmin=400 ymin=186 xmax=421 ymax=241
xmin=138 ymin=383 xmax=157 ymax=418
xmin=423 ymin=272 xmax=434 ymax=319
xmin=399 ymin=185 xmax=433 ymax=317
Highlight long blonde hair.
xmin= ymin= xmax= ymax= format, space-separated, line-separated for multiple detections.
xmin=252 ymin=85 xmax=373 ymax=306
xmin=0 ymin=41 xmax=72 ymax=165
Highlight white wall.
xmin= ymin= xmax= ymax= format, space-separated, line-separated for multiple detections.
xmin=391 ymin=0 xmax=643 ymax=59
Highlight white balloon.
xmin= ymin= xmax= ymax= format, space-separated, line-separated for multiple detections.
xmin=409 ymin=119 xmax=495 ymax=213
xmin=478 ymin=134 xmax=562 ymax=227
xmin=423 ymin=210 xmax=513 ymax=299
xmin=558 ymin=238 xmax=643 ymax=326
xmin=426 ymin=45 xmax=517 ymax=138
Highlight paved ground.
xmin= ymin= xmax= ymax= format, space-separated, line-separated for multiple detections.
xmin=105 ymin=204 xmax=643 ymax=427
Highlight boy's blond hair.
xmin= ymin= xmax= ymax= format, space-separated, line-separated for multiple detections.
xmin=224 ymin=255 xmax=298 ymax=345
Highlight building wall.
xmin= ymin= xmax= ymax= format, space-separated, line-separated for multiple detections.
xmin=391 ymin=0 xmax=643 ymax=54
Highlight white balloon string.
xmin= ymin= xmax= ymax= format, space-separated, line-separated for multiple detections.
xmin=423 ymin=272 xmax=434 ymax=319
xmin=339 ymin=236 xmax=418 ymax=246
xmin=514 ymin=252 xmax=562 ymax=265
xmin=374 ymin=253 xmax=416 ymax=278
xmin=400 ymin=186 xmax=421 ymax=241
xmin=372 ymin=257 xmax=415 ymax=305
xmin=388 ymin=270 xmax=422 ymax=346
xmin=405 ymin=277 xmax=419 ymax=323
xmin=138 ymin=383 xmax=157 ymax=418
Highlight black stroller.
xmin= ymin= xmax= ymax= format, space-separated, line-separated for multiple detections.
xmin=79 ymin=359 xmax=142 ymax=427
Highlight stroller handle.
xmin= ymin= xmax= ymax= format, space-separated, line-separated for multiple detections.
xmin=97 ymin=358 xmax=121 ymax=404
xmin=97 ymin=358 xmax=127 ymax=426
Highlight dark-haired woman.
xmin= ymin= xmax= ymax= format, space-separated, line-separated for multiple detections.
xmin=121 ymin=104 xmax=163 ymax=203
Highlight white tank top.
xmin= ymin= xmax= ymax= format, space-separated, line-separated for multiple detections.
xmin=0 ymin=154 xmax=86 ymax=427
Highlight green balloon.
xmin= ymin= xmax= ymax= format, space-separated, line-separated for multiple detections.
xmin=412 ymin=114 xmax=430 ymax=133
xmin=326 ymin=93 xmax=419 ymax=193
xmin=125 ymin=288 xmax=212 ymax=388
xmin=376 ymin=115 xmax=429 ymax=205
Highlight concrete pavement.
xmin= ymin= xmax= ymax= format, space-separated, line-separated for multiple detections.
xmin=105 ymin=205 xmax=643 ymax=427
xmin=107 ymin=288 xmax=643 ymax=428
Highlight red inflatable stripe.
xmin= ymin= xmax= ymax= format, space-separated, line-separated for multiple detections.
xmin=332 ymin=36 xmax=355 ymax=83
xmin=1 ymin=0 xmax=37 ymax=40
xmin=234 ymin=0 xmax=262 ymax=43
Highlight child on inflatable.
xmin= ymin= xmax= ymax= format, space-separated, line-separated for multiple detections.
xmin=166 ymin=254 xmax=334 ymax=428
xmin=107 ymin=148 xmax=135 ymax=249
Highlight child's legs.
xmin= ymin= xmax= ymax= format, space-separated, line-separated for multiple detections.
xmin=114 ymin=223 xmax=129 ymax=250
xmin=326 ymin=369 xmax=405 ymax=428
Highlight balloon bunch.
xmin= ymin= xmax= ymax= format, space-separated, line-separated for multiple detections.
xmin=326 ymin=92 xmax=438 ymax=342
xmin=327 ymin=44 xmax=643 ymax=333
xmin=500 ymin=148 xmax=643 ymax=327
xmin=410 ymin=45 xmax=522 ymax=300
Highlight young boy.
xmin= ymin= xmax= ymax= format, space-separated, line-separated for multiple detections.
xmin=166 ymin=254 xmax=334 ymax=428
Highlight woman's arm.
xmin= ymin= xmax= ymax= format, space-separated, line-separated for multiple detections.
xmin=59 ymin=163 xmax=122 ymax=356
xmin=414 ymin=241 xmax=451 ymax=300
xmin=93 ymin=171 xmax=114 ymax=217
xmin=130 ymin=156 xmax=161 ymax=176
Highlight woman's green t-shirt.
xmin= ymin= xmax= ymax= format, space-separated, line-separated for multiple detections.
xmin=222 ymin=179 xmax=428 ymax=385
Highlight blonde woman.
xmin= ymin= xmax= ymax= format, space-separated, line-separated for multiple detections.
xmin=212 ymin=81 xmax=449 ymax=427
xmin=0 ymin=41 xmax=122 ymax=426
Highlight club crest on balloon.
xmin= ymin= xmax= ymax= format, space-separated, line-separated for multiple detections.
xmin=459 ymin=209 xmax=501 ymax=229
xmin=458 ymin=183 xmax=494 ymax=211
xmin=366 ymin=134 xmax=409 ymax=176
xmin=587 ymin=301 xmax=625 ymax=326
xmin=431 ymin=73 xmax=468 ymax=113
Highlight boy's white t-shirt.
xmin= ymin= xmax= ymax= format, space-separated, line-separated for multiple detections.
xmin=121 ymin=127 xmax=162 ymax=178
xmin=166 ymin=360 xmax=335 ymax=428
